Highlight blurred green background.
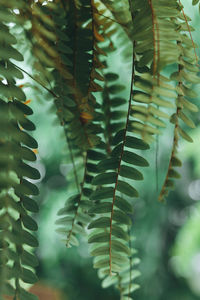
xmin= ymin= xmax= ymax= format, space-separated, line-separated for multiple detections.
xmin=15 ymin=1 xmax=200 ymax=299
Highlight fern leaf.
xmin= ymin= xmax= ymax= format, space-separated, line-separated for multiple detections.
xmin=0 ymin=3 xmax=39 ymax=298
xmin=88 ymin=13 xmax=149 ymax=280
xmin=158 ymin=7 xmax=199 ymax=202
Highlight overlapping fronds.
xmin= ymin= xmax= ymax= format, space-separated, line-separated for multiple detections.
xmin=55 ymin=0 xmax=109 ymax=247
xmin=52 ymin=0 xmax=107 ymax=150
xmin=101 ymin=236 xmax=140 ymax=299
xmin=87 ymin=44 xmax=149 ymax=280
xmin=56 ymin=153 xmax=91 ymax=248
xmin=0 ymin=0 xmax=199 ymax=299
xmin=23 ymin=0 xmax=58 ymax=84
xmin=100 ymin=0 xmax=131 ymax=29
xmin=130 ymin=0 xmax=180 ymax=143
xmin=0 ymin=2 xmax=39 ymax=299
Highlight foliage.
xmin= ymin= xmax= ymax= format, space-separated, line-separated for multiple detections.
xmin=0 ymin=0 xmax=199 ymax=299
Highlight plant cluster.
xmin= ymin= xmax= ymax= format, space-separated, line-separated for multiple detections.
xmin=0 ymin=0 xmax=199 ymax=299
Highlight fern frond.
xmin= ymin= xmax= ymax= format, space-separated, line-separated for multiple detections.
xmin=0 ymin=100 xmax=39 ymax=299
xmin=52 ymin=0 xmax=104 ymax=150
xmin=0 ymin=3 xmax=39 ymax=299
xmin=100 ymin=0 xmax=131 ymax=28
xmin=56 ymin=140 xmax=109 ymax=248
xmin=99 ymin=234 xmax=140 ymax=300
xmin=24 ymin=0 xmax=58 ymax=84
xmin=87 ymin=10 xmax=149 ymax=278
xmin=158 ymin=8 xmax=199 ymax=202
xmin=179 ymin=0 xmax=199 ymax=64
xmin=55 ymin=0 xmax=116 ymax=246
xmin=0 ymin=1 xmax=198 ymax=299
xmin=101 ymin=72 xmax=127 ymax=154
xmin=56 ymin=153 xmax=90 ymax=248
xmin=130 ymin=0 xmax=182 ymax=143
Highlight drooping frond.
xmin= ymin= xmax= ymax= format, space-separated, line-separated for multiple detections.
xmin=55 ymin=0 xmax=111 ymax=247
xmin=101 ymin=72 xmax=127 ymax=154
xmin=101 ymin=235 xmax=140 ymax=300
xmin=0 ymin=0 xmax=199 ymax=299
xmin=23 ymin=0 xmax=58 ymax=85
xmin=56 ymin=153 xmax=91 ymax=248
xmin=131 ymin=0 xmax=181 ymax=143
xmin=0 ymin=100 xmax=39 ymax=300
xmin=0 ymin=3 xmax=39 ymax=299
xmin=158 ymin=6 xmax=199 ymax=202
xmin=87 ymin=5 xmax=149 ymax=279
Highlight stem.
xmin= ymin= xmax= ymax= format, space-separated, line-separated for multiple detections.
xmin=179 ymin=0 xmax=199 ymax=65
xmin=12 ymin=63 xmax=59 ymax=99
xmin=128 ymin=230 xmax=133 ymax=299
xmin=66 ymin=152 xmax=88 ymax=247
xmin=95 ymin=11 xmax=125 ymax=26
xmin=109 ymin=10 xmax=135 ymax=273
xmin=66 ymin=134 xmax=80 ymax=193
xmin=158 ymin=62 xmax=181 ymax=202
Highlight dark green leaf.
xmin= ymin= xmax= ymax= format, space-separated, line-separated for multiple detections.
xmin=21 ymin=230 xmax=38 ymax=247
xmin=111 ymin=97 xmax=126 ymax=107
xmin=90 ymin=187 xmax=114 ymax=200
xmin=111 ymin=143 xmax=123 ymax=157
xmin=77 ymin=212 xmax=91 ymax=224
xmin=19 ymin=131 xmax=38 ymax=149
xmin=21 ymin=250 xmax=38 ymax=267
xmin=0 ymin=45 xmax=23 ymax=61
xmin=92 ymin=172 xmax=117 ymax=185
xmin=16 ymin=163 xmax=40 ymax=180
xmin=125 ymin=136 xmax=150 ymax=150
xmin=178 ymin=127 xmax=193 ymax=143
xmin=93 ymin=258 xmax=110 ymax=269
xmin=171 ymin=156 xmax=182 ymax=167
xmin=22 ymin=196 xmax=39 ymax=213
xmin=20 ymin=147 xmax=37 ymax=162
xmin=115 ymin=196 xmax=133 ymax=213
xmin=19 ymin=288 xmax=39 ymax=300
xmin=168 ymin=169 xmax=181 ymax=179
xmin=88 ymin=150 xmax=106 ymax=161
xmin=15 ymin=179 xmax=39 ymax=196
xmin=90 ymin=245 xmax=109 ymax=256
xmin=112 ymin=225 xmax=129 ymax=241
xmin=120 ymin=165 xmax=143 ymax=180
xmin=117 ymin=181 xmax=139 ymax=197
xmin=112 ymin=130 xmax=126 ymax=145
xmin=122 ymin=151 xmax=149 ymax=167
xmin=21 ymin=215 xmax=38 ymax=231
xmin=19 ymin=118 xmax=36 ymax=131
xmin=14 ymin=100 xmax=33 ymax=115
xmin=88 ymin=217 xmax=110 ymax=229
xmin=89 ymin=202 xmax=112 ymax=214
xmin=55 ymin=216 xmax=74 ymax=226
xmin=165 ymin=179 xmax=174 ymax=188
xmin=98 ymin=158 xmax=119 ymax=171
xmin=88 ymin=232 xmax=110 ymax=243
xmin=112 ymin=240 xmax=131 ymax=256
xmin=108 ymin=84 xmax=125 ymax=94
xmin=86 ymin=163 xmax=98 ymax=173
xmin=20 ymin=268 xmax=38 ymax=284
xmin=113 ymin=209 xmax=132 ymax=225
xmin=105 ymin=73 xmax=119 ymax=81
